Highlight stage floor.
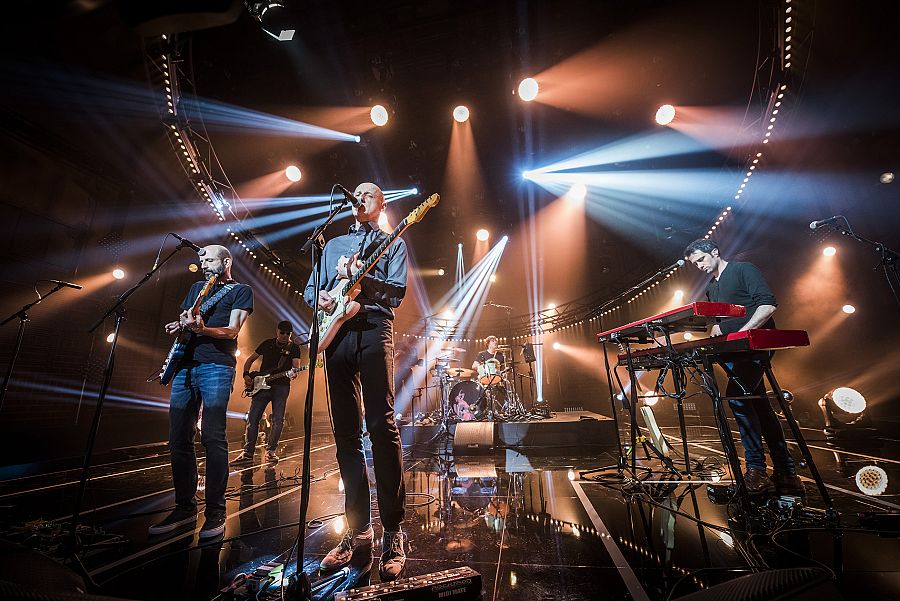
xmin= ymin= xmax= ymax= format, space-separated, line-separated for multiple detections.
xmin=1 ymin=417 xmax=899 ymax=600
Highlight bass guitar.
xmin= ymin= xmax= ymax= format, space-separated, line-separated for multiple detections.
xmin=317 ymin=193 xmax=440 ymax=351
xmin=243 ymin=365 xmax=310 ymax=397
xmin=156 ymin=274 xmax=218 ymax=385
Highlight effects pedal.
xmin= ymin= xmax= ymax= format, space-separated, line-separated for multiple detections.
xmin=334 ymin=566 xmax=482 ymax=601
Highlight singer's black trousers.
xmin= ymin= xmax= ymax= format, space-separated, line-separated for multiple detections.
xmin=324 ymin=313 xmax=405 ymax=532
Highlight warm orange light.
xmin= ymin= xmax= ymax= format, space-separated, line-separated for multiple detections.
xmin=112 ymin=268 xmax=125 ymax=280
xmin=476 ymin=228 xmax=489 ymax=242
xmin=823 ymin=246 xmax=836 ymax=257
xmin=842 ymin=304 xmax=856 ymax=314
xmin=370 ymin=105 xmax=389 ymax=126
xmin=285 ymin=165 xmax=302 ymax=182
xmin=655 ymin=104 xmax=676 ymax=125
xmin=453 ymin=106 xmax=470 ymax=123
xmin=517 ymin=77 xmax=539 ymax=101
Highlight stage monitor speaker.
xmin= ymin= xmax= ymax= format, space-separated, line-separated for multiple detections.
xmin=676 ymin=567 xmax=842 ymax=601
xmin=453 ymin=422 xmax=494 ymax=455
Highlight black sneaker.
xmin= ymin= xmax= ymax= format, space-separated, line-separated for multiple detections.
xmin=199 ymin=511 xmax=226 ymax=539
xmin=379 ymin=530 xmax=407 ymax=582
xmin=148 ymin=506 xmax=197 ymax=535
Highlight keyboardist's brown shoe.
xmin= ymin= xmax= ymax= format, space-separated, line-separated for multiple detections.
xmin=743 ymin=468 xmax=773 ymax=495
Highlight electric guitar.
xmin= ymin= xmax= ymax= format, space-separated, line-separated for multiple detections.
xmin=243 ymin=365 xmax=310 ymax=397
xmin=317 ymin=193 xmax=440 ymax=351
xmin=156 ymin=275 xmax=218 ymax=385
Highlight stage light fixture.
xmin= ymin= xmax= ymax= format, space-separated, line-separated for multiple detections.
xmin=842 ymin=304 xmax=856 ymax=314
xmin=547 ymin=303 xmax=556 ymax=310
xmin=881 ymin=172 xmax=895 ymax=184
xmin=823 ymin=246 xmax=836 ymax=257
xmin=655 ymin=104 xmax=676 ymax=126
xmin=489 ymin=274 xmax=497 ymax=283
xmin=112 ymin=268 xmax=125 ymax=280
xmin=370 ymin=105 xmax=389 ymax=126
xmin=552 ymin=342 xmax=561 ymax=350
xmin=855 ymin=465 xmax=888 ymax=496
xmin=188 ymin=263 xmax=199 ymax=273
xmin=673 ymin=289 xmax=684 ymax=302
xmin=437 ymin=268 xmax=445 ymax=276
xmin=476 ymin=228 xmax=489 ymax=242
xmin=285 ymin=165 xmax=302 ymax=182
xmin=106 ymin=333 xmax=115 ymax=343
xmin=819 ymin=386 xmax=877 ymax=442
xmin=235 ymin=349 xmax=241 ymax=357
xmin=517 ymin=77 xmax=539 ymax=101
xmin=453 ymin=105 xmax=470 ymax=123
xmin=249 ymin=1 xmax=296 ymax=41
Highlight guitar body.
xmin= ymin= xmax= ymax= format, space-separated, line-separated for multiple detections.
xmin=243 ymin=365 xmax=311 ymax=397
xmin=317 ymin=279 xmax=362 ymax=351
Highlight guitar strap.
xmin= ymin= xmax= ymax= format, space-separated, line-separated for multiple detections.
xmin=198 ymin=283 xmax=237 ymax=318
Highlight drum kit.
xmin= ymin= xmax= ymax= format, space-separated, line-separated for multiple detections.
xmin=428 ymin=345 xmax=525 ymax=423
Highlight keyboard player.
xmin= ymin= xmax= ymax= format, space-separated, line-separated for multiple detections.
xmin=684 ymin=239 xmax=802 ymax=496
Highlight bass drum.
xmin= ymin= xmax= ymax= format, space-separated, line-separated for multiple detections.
xmin=449 ymin=380 xmax=485 ymax=421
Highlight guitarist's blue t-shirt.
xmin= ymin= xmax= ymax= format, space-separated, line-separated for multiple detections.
xmin=254 ymin=339 xmax=303 ymax=386
xmin=180 ymin=281 xmax=254 ymax=367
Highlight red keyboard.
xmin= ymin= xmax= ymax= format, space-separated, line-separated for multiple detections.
xmin=617 ymin=328 xmax=810 ymax=368
xmin=597 ymin=302 xmax=746 ymax=343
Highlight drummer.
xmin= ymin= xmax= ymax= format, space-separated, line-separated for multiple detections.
xmin=472 ymin=335 xmax=505 ymax=375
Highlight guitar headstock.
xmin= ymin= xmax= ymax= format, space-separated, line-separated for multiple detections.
xmin=406 ymin=193 xmax=440 ymax=224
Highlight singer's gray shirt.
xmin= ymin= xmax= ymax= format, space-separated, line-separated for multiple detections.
xmin=303 ymin=221 xmax=407 ymax=319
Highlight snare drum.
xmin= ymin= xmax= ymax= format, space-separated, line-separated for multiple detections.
xmin=449 ymin=380 xmax=484 ymax=421
xmin=478 ymin=358 xmax=503 ymax=386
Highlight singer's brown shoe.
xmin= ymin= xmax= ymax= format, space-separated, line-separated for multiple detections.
xmin=319 ymin=525 xmax=373 ymax=572
xmin=743 ymin=468 xmax=774 ymax=495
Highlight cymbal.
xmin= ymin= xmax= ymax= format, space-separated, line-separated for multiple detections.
xmin=432 ymin=355 xmax=460 ymax=363
xmin=446 ymin=367 xmax=475 ymax=379
xmin=496 ymin=345 xmax=511 ymax=349
xmin=441 ymin=346 xmax=467 ymax=353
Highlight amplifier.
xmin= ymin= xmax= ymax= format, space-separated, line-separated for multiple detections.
xmin=334 ymin=566 xmax=482 ymax=601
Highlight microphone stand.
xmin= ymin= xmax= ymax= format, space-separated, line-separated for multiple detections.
xmin=1 ymin=282 xmax=75 ymax=413
xmin=290 ymin=193 xmax=351 ymax=600
xmin=67 ymin=242 xmax=192 ymax=580
xmin=583 ymin=261 xmax=680 ymax=481
xmin=828 ymin=218 xmax=900 ymax=309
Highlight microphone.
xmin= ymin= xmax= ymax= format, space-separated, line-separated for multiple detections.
xmin=809 ymin=216 xmax=843 ymax=230
xmin=661 ymin=258 xmax=685 ymax=272
xmin=48 ymin=279 xmax=83 ymax=290
xmin=171 ymin=233 xmax=206 ymax=255
xmin=335 ymin=184 xmax=361 ymax=208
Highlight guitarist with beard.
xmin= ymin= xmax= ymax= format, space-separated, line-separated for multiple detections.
xmin=232 ymin=320 xmax=304 ymax=464
xmin=149 ymin=244 xmax=253 ymax=540
xmin=303 ymin=182 xmax=409 ymax=581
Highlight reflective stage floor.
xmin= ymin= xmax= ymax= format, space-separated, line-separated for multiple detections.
xmin=1 ymin=417 xmax=899 ymax=600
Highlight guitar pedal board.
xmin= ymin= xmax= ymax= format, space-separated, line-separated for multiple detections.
xmin=334 ymin=566 xmax=482 ymax=601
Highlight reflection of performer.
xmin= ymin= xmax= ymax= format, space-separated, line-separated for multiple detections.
xmin=233 ymin=320 xmax=303 ymax=464
xmin=304 ymin=182 xmax=408 ymax=581
xmin=150 ymin=245 xmax=253 ymax=540
xmin=684 ymin=239 xmax=801 ymax=496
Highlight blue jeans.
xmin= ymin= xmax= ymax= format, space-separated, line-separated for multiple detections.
xmin=725 ymin=359 xmax=795 ymax=475
xmin=169 ymin=363 xmax=235 ymax=514
xmin=243 ymin=385 xmax=289 ymax=454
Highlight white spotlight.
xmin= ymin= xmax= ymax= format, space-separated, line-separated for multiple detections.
xmin=673 ymin=290 xmax=684 ymax=302
xmin=112 ymin=268 xmax=125 ymax=280
xmin=370 ymin=105 xmax=389 ymax=126
xmin=106 ymin=333 xmax=115 ymax=343
xmin=437 ymin=268 xmax=445 ymax=276
xmin=517 ymin=77 xmax=539 ymax=101
xmin=855 ymin=465 xmax=888 ymax=496
xmin=235 ymin=349 xmax=241 ymax=357
xmin=547 ymin=303 xmax=556 ymax=310
xmin=285 ymin=165 xmax=302 ymax=182
xmin=880 ymin=172 xmax=894 ymax=184
xmin=823 ymin=246 xmax=837 ymax=257
xmin=552 ymin=342 xmax=561 ymax=350
xmin=568 ymin=183 xmax=587 ymax=202
xmin=655 ymin=104 xmax=676 ymax=126
xmin=842 ymin=304 xmax=856 ymax=314
xmin=476 ymin=228 xmax=489 ymax=242
xmin=489 ymin=274 xmax=497 ymax=283
xmin=453 ymin=105 xmax=470 ymax=123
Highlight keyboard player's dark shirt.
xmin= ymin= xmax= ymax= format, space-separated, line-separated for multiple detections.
xmin=705 ymin=261 xmax=776 ymax=335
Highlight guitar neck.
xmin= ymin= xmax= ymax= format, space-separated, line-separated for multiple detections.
xmin=343 ymin=219 xmax=410 ymax=294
